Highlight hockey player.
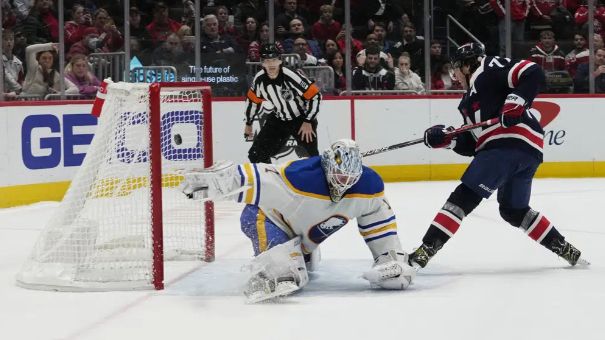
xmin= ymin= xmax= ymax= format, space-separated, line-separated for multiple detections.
xmin=181 ymin=139 xmax=415 ymax=303
xmin=411 ymin=43 xmax=588 ymax=269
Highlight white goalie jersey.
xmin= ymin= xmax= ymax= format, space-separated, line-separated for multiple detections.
xmin=234 ymin=157 xmax=403 ymax=258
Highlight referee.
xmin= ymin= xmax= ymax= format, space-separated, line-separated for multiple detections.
xmin=244 ymin=43 xmax=322 ymax=163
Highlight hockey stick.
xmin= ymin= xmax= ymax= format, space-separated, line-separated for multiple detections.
xmin=361 ymin=117 xmax=501 ymax=157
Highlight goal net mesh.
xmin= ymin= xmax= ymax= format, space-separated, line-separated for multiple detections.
xmin=16 ymin=82 xmax=212 ymax=291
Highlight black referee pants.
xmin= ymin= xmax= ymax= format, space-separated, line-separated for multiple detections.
xmin=248 ymin=114 xmax=319 ymax=163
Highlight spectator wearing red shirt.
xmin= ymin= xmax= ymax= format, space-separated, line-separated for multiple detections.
xmin=86 ymin=9 xmax=123 ymax=52
xmin=311 ymin=4 xmax=341 ymax=43
xmin=430 ymin=60 xmax=462 ymax=91
xmin=335 ymin=26 xmax=363 ymax=64
xmin=565 ymin=32 xmax=589 ymax=78
xmin=529 ymin=30 xmax=566 ymax=72
xmin=489 ymin=0 xmax=530 ymax=56
xmin=146 ymin=2 xmax=182 ymax=48
xmin=65 ymin=4 xmax=93 ymax=48
xmin=575 ymin=3 xmax=605 ymax=40
xmin=529 ymin=0 xmax=560 ymax=27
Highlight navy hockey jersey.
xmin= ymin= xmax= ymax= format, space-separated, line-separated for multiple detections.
xmin=457 ymin=56 xmax=546 ymax=161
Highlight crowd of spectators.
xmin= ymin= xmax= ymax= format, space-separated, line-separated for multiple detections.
xmin=3 ymin=0 xmax=605 ymax=99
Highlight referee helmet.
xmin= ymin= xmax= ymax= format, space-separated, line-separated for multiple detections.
xmin=260 ymin=43 xmax=281 ymax=60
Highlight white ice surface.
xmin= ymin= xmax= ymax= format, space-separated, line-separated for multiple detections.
xmin=1 ymin=179 xmax=604 ymax=340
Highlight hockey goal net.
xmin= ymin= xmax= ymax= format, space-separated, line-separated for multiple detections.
xmin=16 ymin=82 xmax=214 ymax=291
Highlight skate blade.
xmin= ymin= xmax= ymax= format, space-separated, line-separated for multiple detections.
xmin=245 ymin=282 xmax=300 ymax=304
xmin=574 ymin=257 xmax=591 ymax=266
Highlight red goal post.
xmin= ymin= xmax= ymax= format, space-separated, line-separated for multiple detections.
xmin=17 ymin=82 xmax=214 ymax=291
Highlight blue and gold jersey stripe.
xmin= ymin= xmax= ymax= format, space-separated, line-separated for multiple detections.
xmin=358 ymin=215 xmax=396 ymax=230
xmin=237 ymin=163 xmax=261 ymax=205
xmin=358 ymin=215 xmax=398 ymax=243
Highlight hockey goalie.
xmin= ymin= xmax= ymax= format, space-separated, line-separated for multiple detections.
xmin=180 ymin=139 xmax=416 ymax=303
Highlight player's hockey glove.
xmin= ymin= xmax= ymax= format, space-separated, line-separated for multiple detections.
xmin=424 ymin=125 xmax=456 ymax=149
xmin=500 ymin=94 xmax=526 ymax=128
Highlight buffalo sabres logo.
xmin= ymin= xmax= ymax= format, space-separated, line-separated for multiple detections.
xmin=308 ymin=215 xmax=349 ymax=244
xmin=280 ymin=86 xmax=294 ymax=101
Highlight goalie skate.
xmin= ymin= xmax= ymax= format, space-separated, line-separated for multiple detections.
xmin=244 ymin=274 xmax=300 ymax=304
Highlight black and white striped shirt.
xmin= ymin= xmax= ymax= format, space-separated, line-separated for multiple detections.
xmin=245 ymin=66 xmax=322 ymax=124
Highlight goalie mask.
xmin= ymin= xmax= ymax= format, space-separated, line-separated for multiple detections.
xmin=320 ymin=139 xmax=363 ymax=202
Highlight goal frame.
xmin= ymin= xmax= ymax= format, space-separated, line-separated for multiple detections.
xmin=150 ymin=82 xmax=214 ymax=289
xmin=16 ymin=81 xmax=215 ymax=292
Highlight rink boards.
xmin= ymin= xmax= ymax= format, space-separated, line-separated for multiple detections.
xmin=1 ymin=95 xmax=604 ymax=207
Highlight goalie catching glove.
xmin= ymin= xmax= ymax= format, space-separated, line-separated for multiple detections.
xmin=362 ymin=250 xmax=416 ymax=290
xmin=180 ymin=160 xmax=244 ymax=201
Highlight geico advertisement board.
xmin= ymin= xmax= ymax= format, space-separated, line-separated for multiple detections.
xmin=0 ymin=99 xmax=351 ymax=187
xmin=0 ymin=103 xmax=96 ymax=186
xmin=1 ymin=96 xmax=604 ymax=187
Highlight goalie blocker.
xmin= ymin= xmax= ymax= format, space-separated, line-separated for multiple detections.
xmin=182 ymin=139 xmax=415 ymax=303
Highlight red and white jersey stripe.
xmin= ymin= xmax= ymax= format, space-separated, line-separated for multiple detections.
xmin=507 ymin=60 xmax=535 ymax=88
xmin=475 ymin=123 xmax=544 ymax=153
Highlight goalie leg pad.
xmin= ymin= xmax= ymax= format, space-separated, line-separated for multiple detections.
xmin=244 ymin=237 xmax=309 ymax=303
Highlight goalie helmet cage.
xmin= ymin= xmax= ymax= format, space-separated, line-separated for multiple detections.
xmin=16 ymin=82 xmax=214 ymax=291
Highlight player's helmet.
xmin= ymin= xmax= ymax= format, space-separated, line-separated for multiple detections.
xmin=260 ymin=43 xmax=281 ymax=60
xmin=451 ymin=42 xmax=485 ymax=71
xmin=320 ymin=139 xmax=363 ymax=202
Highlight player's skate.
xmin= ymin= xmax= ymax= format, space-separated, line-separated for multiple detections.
xmin=408 ymin=242 xmax=442 ymax=269
xmin=548 ymin=238 xmax=590 ymax=266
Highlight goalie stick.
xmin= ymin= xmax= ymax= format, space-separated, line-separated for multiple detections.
xmin=361 ymin=117 xmax=501 ymax=157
